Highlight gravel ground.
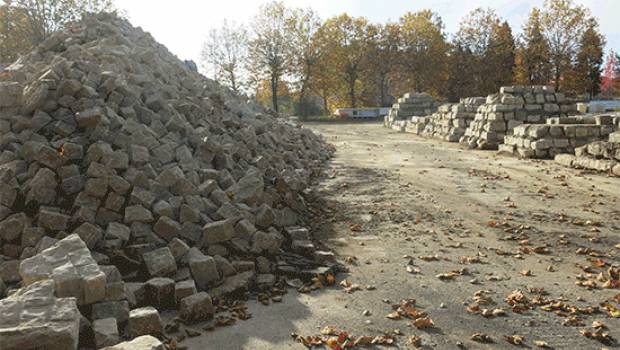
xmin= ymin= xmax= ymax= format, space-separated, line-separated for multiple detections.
xmin=185 ymin=121 xmax=620 ymax=350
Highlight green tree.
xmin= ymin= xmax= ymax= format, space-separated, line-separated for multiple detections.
xmin=574 ymin=19 xmax=605 ymax=99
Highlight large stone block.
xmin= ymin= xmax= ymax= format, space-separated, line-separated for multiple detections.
xmin=19 ymin=234 xmax=107 ymax=305
xmin=0 ymin=280 xmax=80 ymax=350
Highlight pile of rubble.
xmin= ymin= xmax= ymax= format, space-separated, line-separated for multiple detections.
xmin=460 ymin=86 xmax=577 ymax=150
xmin=405 ymin=97 xmax=485 ymax=142
xmin=0 ymin=13 xmax=334 ymax=349
xmin=384 ymin=92 xmax=439 ymax=131
xmin=499 ymin=115 xmax=617 ymax=159
xmin=555 ymin=131 xmax=620 ymax=176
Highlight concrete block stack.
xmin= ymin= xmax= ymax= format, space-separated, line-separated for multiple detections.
xmin=460 ymin=86 xmax=577 ymax=150
xmin=555 ymin=131 xmax=620 ymax=176
xmin=404 ymin=116 xmax=431 ymax=135
xmin=499 ymin=115 xmax=616 ymax=159
xmin=0 ymin=13 xmax=336 ymax=349
xmin=405 ymin=97 xmax=485 ymax=142
xmin=384 ymin=92 xmax=439 ymax=129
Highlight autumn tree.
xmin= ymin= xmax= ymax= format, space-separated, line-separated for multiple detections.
xmin=201 ymin=20 xmax=248 ymax=93
xmin=247 ymin=1 xmax=292 ymax=113
xmin=539 ymin=0 xmax=591 ymax=91
xmin=358 ymin=22 xmax=400 ymax=107
xmin=601 ymin=51 xmax=618 ymax=98
xmin=453 ymin=7 xmax=501 ymax=96
xmin=314 ymin=14 xmax=371 ymax=108
xmin=286 ymin=7 xmax=321 ymax=116
xmin=513 ymin=8 xmax=552 ymax=85
xmin=615 ymin=52 xmax=620 ymax=97
xmin=573 ymin=19 xmax=605 ymax=99
xmin=397 ymin=10 xmax=448 ymax=97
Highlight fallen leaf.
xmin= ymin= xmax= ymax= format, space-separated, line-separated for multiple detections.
xmin=413 ymin=316 xmax=434 ymax=329
xmin=386 ymin=311 xmax=401 ymax=320
xmin=321 ymin=325 xmax=339 ymax=335
xmin=601 ymin=303 xmax=620 ymax=318
xmin=419 ymin=255 xmax=440 ymax=262
xmin=534 ymin=340 xmax=551 ymax=348
xmin=471 ymin=332 xmax=493 ymax=343
xmin=408 ymin=335 xmax=422 ymax=347
xmin=504 ymin=334 xmax=525 ymax=345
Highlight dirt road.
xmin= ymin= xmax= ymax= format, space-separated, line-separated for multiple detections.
xmin=192 ymin=122 xmax=620 ymax=349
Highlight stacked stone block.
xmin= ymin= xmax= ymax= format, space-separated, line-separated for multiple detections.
xmin=405 ymin=97 xmax=485 ymax=142
xmin=500 ymin=114 xmax=616 ymax=159
xmin=460 ymin=86 xmax=577 ymax=150
xmin=555 ymin=131 xmax=620 ymax=176
xmin=384 ymin=92 xmax=439 ymax=129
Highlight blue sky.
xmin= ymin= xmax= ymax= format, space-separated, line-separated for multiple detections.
xmin=114 ymin=0 xmax=619 ymax=63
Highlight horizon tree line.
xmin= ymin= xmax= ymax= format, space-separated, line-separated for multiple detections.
xmin=202 ymin=0 xmax=611 ymax=116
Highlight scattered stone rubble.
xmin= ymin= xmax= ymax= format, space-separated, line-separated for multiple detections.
xmin=499 ymin=115 xmax=617 ymax=159
xmin=0 ymin=12 xmax=334 ymax=349
xmin=384 ymin=92 xmax=440 ymax=131
xmin=555 ymin=131 xmax=620 ymax=176
xmin=460 ymin=86 xmax=577 ymax=150
xmin=405 ymin=97 xmax=485 ymax=142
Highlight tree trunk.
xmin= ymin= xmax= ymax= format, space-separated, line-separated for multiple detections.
xmin=299 ymin=79 xmax=308 ymax=117
xmin=230 ymin=71 xmax=237 ymax=93
xmin=554 ymin=59 xmax=561 ymax=91
xmin=349 ymin=79 xmax=356 ymax=108
xmin=380 ymin=74 xmax=387 ymax=107
xmin=322 ymin=91 xmax=329 ymax=115
xmin=271 ymin=74 xmax=279 ymax=113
